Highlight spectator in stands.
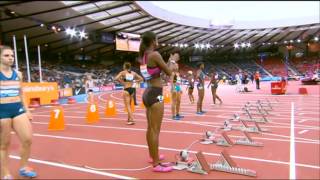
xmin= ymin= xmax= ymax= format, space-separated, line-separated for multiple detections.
xmin=255 ymin=71 xmax=261 ymax=89
xmin=115 ymin=62 xmax=143 ymax=125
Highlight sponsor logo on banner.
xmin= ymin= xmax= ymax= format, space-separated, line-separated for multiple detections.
xmin=22 ymin=86 xmax=55 ymax=92
xmin=22 ymin=82 xmax=58 ymax=106
xmin=73 ymin=87 xmax=86 ymax=95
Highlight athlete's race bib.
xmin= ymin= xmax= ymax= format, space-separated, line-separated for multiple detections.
xmin=125 ymin=73 xmax=134 ymax=81
xmin=157 ymin=95 xmax=164 ymax=102
xmin=140 ymin=65 xmax=151 ymax=80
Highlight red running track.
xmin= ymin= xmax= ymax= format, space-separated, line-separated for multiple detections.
xmin=7 ymin=81 xmax=320 ymax=179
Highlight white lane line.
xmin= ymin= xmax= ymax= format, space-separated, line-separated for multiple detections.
xmin=74 ymin=94 xmax=320 ymax=125
xmin=298 ymin=130 xmax=309 ymax=135
xmin=32 ymin=113 xmax=320 ymax=132
xmin=9 ymin=155 xmax=136 ymax=179
xmin=31 ymin=133 xmax=320 ymax=170
xmin=31 ymin=121 xmax=319 ymax=144
xmin=290 ymin=102 xmax=296 ymax=179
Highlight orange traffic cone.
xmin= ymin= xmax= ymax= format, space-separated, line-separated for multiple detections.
xmin=164 ymin=92 xmax=171 ymax=104
xmin=86 ymin=103 xmax=99 ymax=124
xmin=140 ymin=101 xmax=145 ymax=109
xmin=105 ymin=100 xmax=116 ymax=116
xmin=48 ymin=106 xmax=65 ymax=131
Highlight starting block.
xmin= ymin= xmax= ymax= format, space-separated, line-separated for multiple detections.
xmin=231 ymin=114 xmax=265 ymax=124
xmin=200 ymin=131 xmax=233 ymax=147
xmin=229 ymin=116 xmax=270 ymax=133
xmin=231 ymin=120 xmax=261 ymax=133
xmin=256 ymin=105 xmax=270 ymax=116
xmin=257 ymin=100 xmax=273 ymax=111
xmin=243 ymin=107 xmax=269 ymax=123
xmin=210 ymin=150 xmax=257 ymax=177
xmin=172 ymin=161 xmax=190 ymax=170
xmin=234 ymin=131 xmax=263 ymax=147
xmin=230 ymin=114 xmax=240 ymax=122
xmin=249 ymin=100 xmax=272 ymax=110
xmin=221 ymin=119 xmax=232 ymax=131
xmin=172 ymin=150 xmax=195 ymax=170
xmin=187 ymin=151 xmax=211 ymax=175
xmin=254 ymin=121 xmax=270 ymax=132
xmin=215 ymin=132 xmax=233 ymax=147
xmin=243 ymin=103 xmax=269 ymax=116
xmin=200 ymin=131 xmax=215 ymax=144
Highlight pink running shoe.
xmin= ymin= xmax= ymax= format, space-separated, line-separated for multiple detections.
xmin=152 ymin=164 xmax=173 ymax=172
xmin=148 ymin=154 xmax=165 ymax=163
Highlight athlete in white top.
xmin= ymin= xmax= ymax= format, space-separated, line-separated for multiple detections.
xmin=85 ymin=75 xmax=95 ymax=103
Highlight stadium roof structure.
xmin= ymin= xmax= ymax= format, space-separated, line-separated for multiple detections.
xmin=1 ymin=1 xmax=319 ymax=57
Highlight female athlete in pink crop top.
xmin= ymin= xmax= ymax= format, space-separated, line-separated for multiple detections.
xmin=139 ymin=31 xmax=172 ymax=173
xmin=141 ymin=52 xmax=161 ymax=80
